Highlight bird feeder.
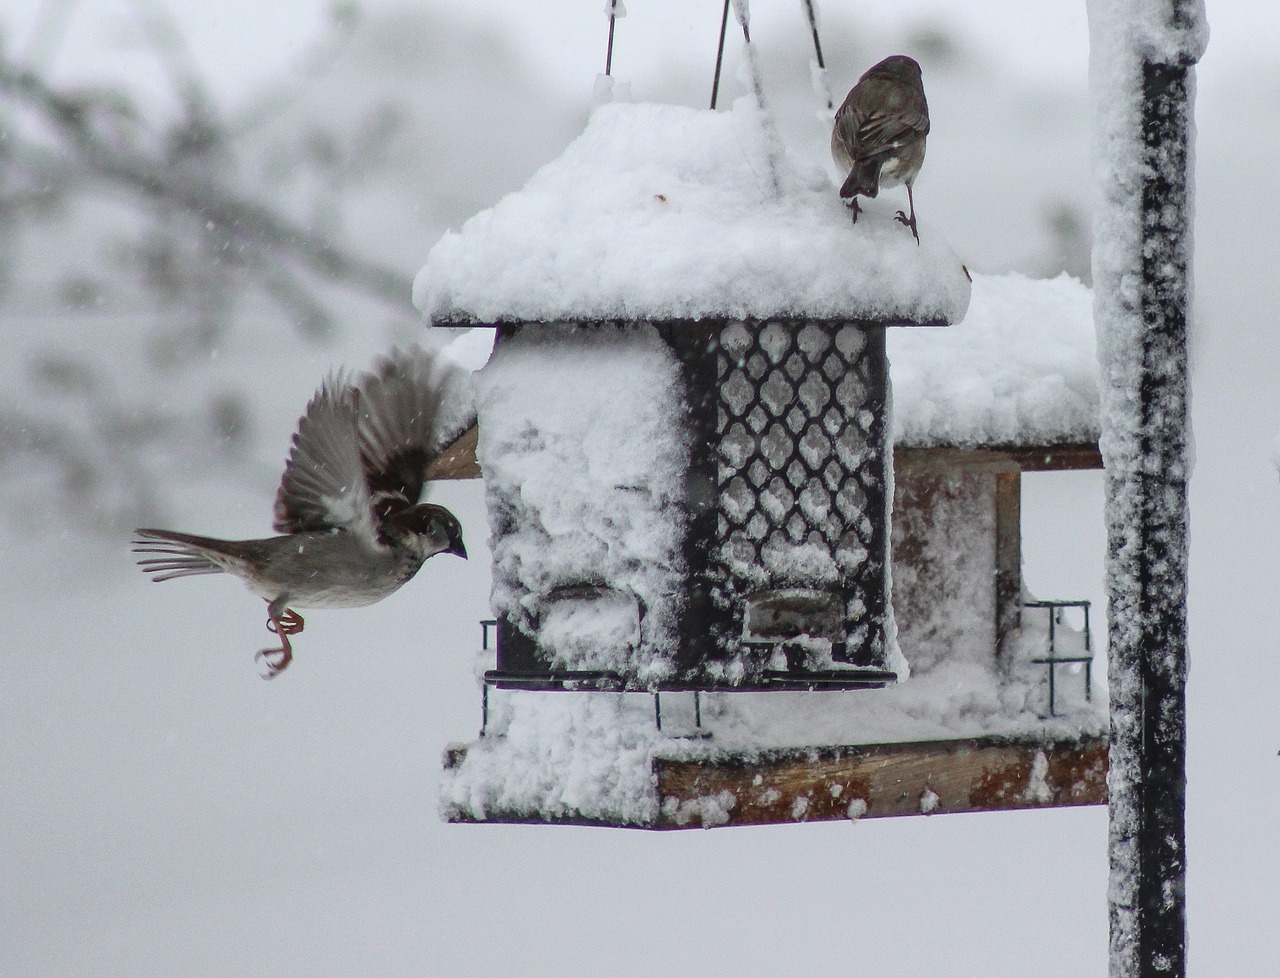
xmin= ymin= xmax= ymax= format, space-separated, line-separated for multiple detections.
xmin=417 ymin=100 xmax=969 ymax=697
xmin=418 ymin=101 xmax=1107 ymax=829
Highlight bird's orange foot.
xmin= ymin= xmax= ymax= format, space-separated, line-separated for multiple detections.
xmin=258 ymin=609 xmax=297 ymax=679
xmin=255 ymin=645 xmax=293 ymax=680
xmin=267 ymin=608 xmax=305 ymax=636
xmin=895 ymin=210 xmax=920 ymax=244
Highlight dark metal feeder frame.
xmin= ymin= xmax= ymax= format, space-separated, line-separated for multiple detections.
xmin=476 ymin=315 xmax=921 ymax=693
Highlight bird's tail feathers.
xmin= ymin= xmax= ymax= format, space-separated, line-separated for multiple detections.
xmin=132 ymin=528 xmax=229 ymax=582
xmin=840 ymin=158 xmax=882 ymax=200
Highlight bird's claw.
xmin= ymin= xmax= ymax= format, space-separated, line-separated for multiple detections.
xmin=255 ymin=646 xmax=292 ymax=680
xmin=259 ymin=606 xmax=298 ymax=678
xmin=845 ymin=198 xmax=861 ymax=224
xmin=895 ymin=210 xmax=921 ymax=245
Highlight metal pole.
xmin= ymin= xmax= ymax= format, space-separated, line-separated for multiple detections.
xmin=1092 ymin=3 xmax=1204 ymax=975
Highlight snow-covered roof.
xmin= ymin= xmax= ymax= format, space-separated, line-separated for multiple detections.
xmin=432 ymin=271 xmax=1099 ymax=458
xmin=890 ymin=272 xmax=1099 ymax=449
xmin=414 ymin=99 xmax=972 ymax=326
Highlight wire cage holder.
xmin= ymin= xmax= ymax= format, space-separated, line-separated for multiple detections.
xmin=1024 ymin=599 xmax=1093 ymax=716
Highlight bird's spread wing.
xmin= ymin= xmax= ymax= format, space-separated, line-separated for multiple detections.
xmin=273 ymin=373 xmax=377 ymax=537
xmin=354 ymin=347 xmax=463 ymax=521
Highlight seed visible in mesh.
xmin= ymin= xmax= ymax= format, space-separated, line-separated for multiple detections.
xmin=724 ymin=475 xmax=754 ymax=523
xmin=798 ymin=373 xmax=831 ymax=414
xmin=760 ymin=476 xmax=795 ymax=520
xmin=723 ymin=371 xmax=753 ymax=416
xmin=721 ymin=321 xmax=752 ymax=358
xmin=783 ymin=353 xmax=806 ymax=383
xmin=837 ymin=372 xmax=868 ymax=406
xmin=761 ymin=370 xmax=794 ymax=415
xmin=786 ymin=512 xmax=808 ymax=541
xmin=797 ymin=322 xmax=831 ymax=360
xmin=837 ymin=537 xmax=870 ymax=573
xmin=721 ymin=421 xmax=755 ymax=470
xmin=786 ymin=405 xmax=807 ymax=434
xmin=835 ymin=326 xmax=867 ymax=358
xmin=836 ymin=480 xmax=868 ymax=518
xmin=760 ymin=321 xmax=789 ymax=363
xmin=799 ymin=426 xmax=833 ymax=469
xmin=822 ymin=459 xmax=844 ymax=491
xmin=761 ymin=423 xmax=791 ymax=468
xmin=787 ymin=459 xmax=808 ymax=489
xmin=799 ymin=483 xmax=832 ymax=523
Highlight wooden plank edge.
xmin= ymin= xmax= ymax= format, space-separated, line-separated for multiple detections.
xmin=424 ymin=432 xmax=1102 ymax=484
xmin=426 ymin=424 xmax=481 ymax=481
xmin=896 ymin=442 xmax=1103 ymax=472
xmin=654 ymin=734 xmax=1108 ymax=829
xmin=441 ymin=734 xmax=1108 ymax=830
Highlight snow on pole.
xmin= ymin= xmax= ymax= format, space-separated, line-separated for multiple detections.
xmin=1086 ymin=1 xmax=1206 ymax=977
xmin=728 ymin=0 xmax=781 ymax=198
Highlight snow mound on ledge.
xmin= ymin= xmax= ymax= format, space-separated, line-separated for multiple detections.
xmin=415 ymin=99 xmax=971 ymax=326
xmin=889 ymin=272 xmax=1099 ymax=448
xmin=442 ymin=605 xmax=1105 ymax=827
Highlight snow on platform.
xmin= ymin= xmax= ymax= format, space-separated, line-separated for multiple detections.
xmin=414 ymin=99 xmax=972 ymax=326
xmin=441 ymin=610 xmax=1105 ymax=828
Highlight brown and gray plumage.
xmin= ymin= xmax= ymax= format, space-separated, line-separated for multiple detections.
xmin=133 ymin=347 xmax=468 ymax=678
xmin=831 ymin=54 xmax=930 ymax=243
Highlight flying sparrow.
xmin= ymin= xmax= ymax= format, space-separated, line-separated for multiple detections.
xmin=831 ymin=54 xmax=930 ymax=243
xmin=133 ymin=347 xmax=468 ymax=678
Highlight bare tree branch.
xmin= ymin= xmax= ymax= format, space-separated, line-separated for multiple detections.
xmin=0 ymin=53 xmax=415 ymax=311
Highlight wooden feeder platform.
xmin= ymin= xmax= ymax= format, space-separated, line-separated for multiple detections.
xmin=443 ymin=732 xmax=1107 ymax=830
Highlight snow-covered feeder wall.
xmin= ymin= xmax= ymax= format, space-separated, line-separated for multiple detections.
xmin=472 ymin=316 xmax=895 ymax=690
xmin=474 ymin=323 xmax=690 ymax=686
xmin=415 ymin=99 xmax=971 ymax=691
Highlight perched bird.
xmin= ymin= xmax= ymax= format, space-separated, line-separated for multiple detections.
xmin=831 ymin=54 xmax=930 ymax=243
xmin=133 ymin=347 xmax=468 ymax=678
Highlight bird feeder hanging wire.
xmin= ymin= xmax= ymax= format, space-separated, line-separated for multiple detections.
xmin=803 ymin=0 xmax=827 ymax=73
xmin=710 ymin=0 xmax=732 ymax=108
xmin=605 ymin=1 xmax=619 ymax=76
xmin=710 ymin=1 xmax=833 ymax=111
xmin=802 ymin=0 xmax=834 ymax=110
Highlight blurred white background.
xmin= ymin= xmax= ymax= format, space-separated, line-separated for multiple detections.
xmin=1 ymin=2 xmax=1276 ymax=976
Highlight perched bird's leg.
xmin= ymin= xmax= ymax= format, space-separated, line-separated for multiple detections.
xmin=256 ymin=599 xmax=295 ymax=679
xmin=895 ymin=185 xmax=920 ymax=244
xmin=844 ymin=196 xmax=861 ymax=224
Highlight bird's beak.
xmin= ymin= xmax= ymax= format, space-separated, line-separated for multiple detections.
xmin=448 ymin=541 xmax=468 ymax=560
